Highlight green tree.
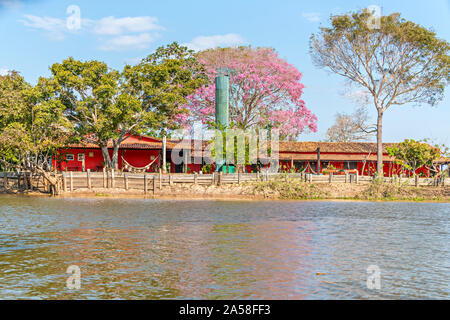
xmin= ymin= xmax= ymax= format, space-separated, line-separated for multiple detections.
xmin=310 ymin=10 xmax=449 ymax=176
xmin=49 ymin=43 xmax=206 ymax=170
xmin=0 ymin=71 xmax=71 ymax=172
xmin=125 ymin=42 xmax=207 ymax=172
xmin=386 ymin=139 xmax=442 ymax=176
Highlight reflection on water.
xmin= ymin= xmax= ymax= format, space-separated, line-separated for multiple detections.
xmin=0 ymin=196 xmax=448 ymax=299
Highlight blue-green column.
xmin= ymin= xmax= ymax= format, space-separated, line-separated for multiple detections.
xmin=215 ymin=75 xmax=229 ymax=172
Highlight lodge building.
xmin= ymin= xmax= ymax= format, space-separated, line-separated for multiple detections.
xmin=53 ymin=134 xmax=448 ymax=177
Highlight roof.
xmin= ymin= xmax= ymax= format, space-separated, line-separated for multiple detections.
xmin=279 ymin=153 xmax=395 ymax=162
xmin=278 ymin=141 xmax=396 ymax=154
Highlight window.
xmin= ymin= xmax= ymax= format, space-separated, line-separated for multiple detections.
xmin=78 ymin=153 xmax=85 ymax=161
xmin=66 ymin=154 xmax=74 ymax=161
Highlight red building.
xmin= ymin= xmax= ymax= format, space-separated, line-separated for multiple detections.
xmin=277 ymin=141 xmax=438 ymax=177
xmin=54 ymin=135 xmax=447 ymax=177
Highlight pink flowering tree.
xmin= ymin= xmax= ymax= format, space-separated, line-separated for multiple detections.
xmin=182 ymin=46 xmax=318 ymax=140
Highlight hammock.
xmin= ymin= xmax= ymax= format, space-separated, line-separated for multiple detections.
xmin=121 ymin=155 xmax=159 ymax=173
xmin=305 ymin=162 xmax=318 ymax=175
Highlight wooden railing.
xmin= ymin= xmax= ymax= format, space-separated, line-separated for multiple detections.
xmin=0 ymin=171 xmax=448 ymax=194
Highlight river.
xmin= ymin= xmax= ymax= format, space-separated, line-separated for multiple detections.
xmin=0 ymin=196 xmax=448 ymax=299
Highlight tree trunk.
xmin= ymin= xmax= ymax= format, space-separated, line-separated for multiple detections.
xmin=162 ymin=135 xmax=167 ymax=174
xmin=101 ymin=145 xmax=112 ymax=169
xmin=111 ymin=142 xmax=120 ymax=170
xmin=376 ymin=110 xmax=384 ymax=177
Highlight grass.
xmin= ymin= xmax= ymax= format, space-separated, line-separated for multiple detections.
xmin=251 ymin=176 xmax=448 ymax=202
xmin=253 ymin=177 xmax=327 ymax=200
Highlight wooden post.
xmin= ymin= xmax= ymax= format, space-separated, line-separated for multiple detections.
xmin=17 ymin=171 xmax=21 ymax=190
xmin=144 ymin=175 xmax=148 ymax=194
xmin=24 ymin=172 xmax=29 ymax=191
xmin=309 ymin=173 xmax=312 ymax=183
xmin=62 ymin=172 xmax=67 ymax=192
xmin=87 ymin=169 xmax=91 ymax=190
xmin=3 ymin=172 xmax=8 ymax=189
xmin=159 ymin=169 xmax=162 ymax=189
xmin=169 ymin=173 xmax=173 ymax=186
xmin=69 ymin=171 xmax=73 ymax=192
xmin=317 ymin=147 xmax=321 ymax=174
xmin=111 ymin=169 xmax=115 ymax=188
xmin=211 ymin=172 xmax=215 ymax=185
xmin=345 ymin=173 xmax=348 ymax=183
xmin=124 ymin=173 xmax=129 ymax=190
xmin=183 ymin=150 xmax=188 ymax=173
xmin=329 ymin=172 xmax=333 ymax=183
xmin=415 ymin=175 xmax=418 ymax=187
xmin=238 ymin=171 xmax=241 ymax=184
xmin=219 ymin=171 xmax=223 ymax=186
xmin=153 ymin=175 xmax=156 ymax=195
xmin=349 ymin=174 xmax=353 ymax=184
xmin=194 ymin=173 xmax=198 ymax=185
xmin=103 ymin=168 xmax=107 ymax=188
xmin=162 ymin=135 xmax=167 ymax=174
xmin=356 ymin=171 xmax=359 ymax=184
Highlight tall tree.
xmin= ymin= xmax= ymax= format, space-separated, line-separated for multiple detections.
xmin=183 ymin=46 xmax=318 ymax=140
xmin=0 ymin=71 xmax=72 ymax=172
xmin=125 ymin=42 xmax=207 ymax=172
xmin=326 ymin=107 xmax=376 ymax=142
xmin=49 ymin=43 xmax=206 ymax=170
xmin=310 ymin=10 xmax=449 ymax=176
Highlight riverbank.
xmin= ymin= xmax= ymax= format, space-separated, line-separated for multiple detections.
xmin=3 ymin=180 xmax=448 ymax=202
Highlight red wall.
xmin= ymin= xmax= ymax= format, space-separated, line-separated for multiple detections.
xmin=278 ymin=153 xmax=432 ymax=177
xmin=54 ymin=148 xmax=434 ymax=177
xmin=54 ymin=148 xmax=162 ymax=173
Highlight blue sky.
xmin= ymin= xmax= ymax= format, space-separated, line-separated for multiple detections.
xmin=1 ymin=0 xmax=449 ymax=144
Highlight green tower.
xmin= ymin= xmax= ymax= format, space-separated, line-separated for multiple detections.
xmin=215 ymin=72 xmax=229 ymax=172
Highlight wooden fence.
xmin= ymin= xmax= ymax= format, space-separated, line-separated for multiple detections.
xmin=0 ymin=171 xmax=448 ymax=194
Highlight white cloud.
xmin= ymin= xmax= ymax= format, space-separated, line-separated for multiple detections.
xmin=19 ymin=14 xmax=164 ymax=50
xmin=99 ymin=33 xmax=155 ymax=51
xmin=302 ymin=12 xmax=321 ymax=23
xmin=0 ymin=0 xmax=23 ymax=10
xmin=184 ymin=33 xmax=246 ymax=51
xmin=93 ymin=16 xmax=163 ymax=35
xmin=345 ymin=89 xmax=371 ymax=105
xmin=20 ymin=14 xmax=67 ymax=40
xmin=124 ymin=56 xmax=144 ymax=65
xmin=0 ymin=67 xmax=9 ymax=76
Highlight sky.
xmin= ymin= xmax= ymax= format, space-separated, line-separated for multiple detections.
xmin=0 ymin=0 xmax=449 ymax=145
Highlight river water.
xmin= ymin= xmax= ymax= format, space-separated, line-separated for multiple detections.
xmin=0 ymin=196 xmax=448 ymax=300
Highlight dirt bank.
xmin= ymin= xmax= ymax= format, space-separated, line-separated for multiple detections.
xmin=58 ymin=181 xmax=450 ymax=202
xmin=2 ymin=180 xmax=449 ymax=202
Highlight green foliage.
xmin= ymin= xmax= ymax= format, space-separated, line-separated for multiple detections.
xmin=362 ymin=178 xmax=410 ymax=200
xmin=253 ymin=177 xmax=325 ymax=200
xmin=310 ymin=10 xmax=449 ymax=176
xmin=48 ymin=42 xmax=207 ymax=169
xmin=0 ymin=71 xmax=72 ymax=171
xmin=201 ymin=164 xmax=213 ymax=174
xmin=387 ymin=139 xmax=442 ymax=174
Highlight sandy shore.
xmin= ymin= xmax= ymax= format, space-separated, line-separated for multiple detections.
xmin=3 ymin=182 xmax=448 ymax=202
